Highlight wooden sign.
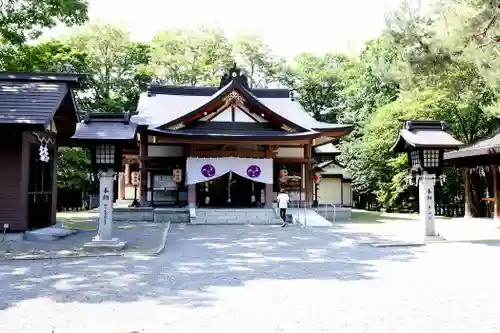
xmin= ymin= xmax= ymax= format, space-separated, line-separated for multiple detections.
xmin=282 ymin=174 xmax=301 ymax=192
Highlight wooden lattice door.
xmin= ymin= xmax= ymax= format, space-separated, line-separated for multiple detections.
xmin=27 ymin=143 xmax=54 ymax=229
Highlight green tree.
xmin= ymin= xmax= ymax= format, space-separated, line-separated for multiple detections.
xmin=231 ymin=33 xmax=286 ymax=88
xmin=150 ymin=26 xmax=233 ymax=86
xmin=0 ymin=39 xmax=88 ymax=72
xmin=67 ymin=24 xmax=152 ymax=113
xmin=284 ymin=53 xmax=348 ymax=121
xmin=0 ymin=0 xmax=88 ymax=45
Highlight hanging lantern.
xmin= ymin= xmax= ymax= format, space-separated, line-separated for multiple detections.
xmin=172 ymin=168 xmax=183 ymax=184
xmin=279 ymin=169 xmax=289 ymax=183
xmin=131 ymin=171 xmax=140 ymax=186
xmin=313 ymin=171 xmax=322 ymax=184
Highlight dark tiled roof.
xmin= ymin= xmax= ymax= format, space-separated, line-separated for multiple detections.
xmin=0 ymin=72 xmax=84 ymax=88
xmin=444 ymin=129 xmax=500 ymax=161
xmin=72 ymin=112 xmax=137 ymax=141
xmin=73 ymin=122 xmax=137 ymax=140
xmin=392 ymin=120 xmax=463 ymax=153
xmin=0 ymin=71 xmax=85 ymax=126
xmin=148 ymin=85 xmax=290 ymax=98
xmin=0 ymin=80 xmax=68 ymax=125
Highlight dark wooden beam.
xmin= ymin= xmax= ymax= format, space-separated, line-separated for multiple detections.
xmin=156 ymin=137 xmax=317 ymax=145
xmin=190 ymin=149 xmax=275 ymax=158
xmin=304 ymin=143 xmax=313 ymax=203
xmin=274 ymin=158 xmax=313 ymax=164
xmin=139 ymin=131 xmax=148 ymax=205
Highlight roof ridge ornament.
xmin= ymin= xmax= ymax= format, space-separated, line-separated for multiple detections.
xmin=219 ymin=63 xmax=249 ymax=89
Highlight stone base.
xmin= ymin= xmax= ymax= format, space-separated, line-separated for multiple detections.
xmin=424 ymin=235 xmax=445 ymax=242
xmin=83 ymin=237 xmax=127 ymax=250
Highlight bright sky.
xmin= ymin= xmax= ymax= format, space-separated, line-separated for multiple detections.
xmin=48 ymin=0 xmax=405 ymax=58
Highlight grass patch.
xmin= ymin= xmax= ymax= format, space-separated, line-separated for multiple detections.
xmin=58 ymin=217 xmax=97 ymax=231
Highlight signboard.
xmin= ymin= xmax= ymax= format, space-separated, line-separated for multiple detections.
xmin=281 ymin=174 xmax=301 ymax=192
xmin=426 ymin=188 xmax=434 ymax=222
xmin=102 ymin=187 xmax=110 ymax=226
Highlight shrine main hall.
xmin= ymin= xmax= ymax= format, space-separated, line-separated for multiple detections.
xmin=79 ymin=66 xmax=354 ymax=211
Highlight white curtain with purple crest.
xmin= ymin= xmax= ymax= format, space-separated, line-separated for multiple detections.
xmin=186 ymin=157 xmax=273 ymax=185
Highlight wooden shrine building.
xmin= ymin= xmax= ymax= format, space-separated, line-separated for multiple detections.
xmin=0 ymin=72 xmax=83 ymax=231
xmin=111 ymin=65 xmax=353 ymax=208
xmin=444 ymin=129 xmax=500 ymax=219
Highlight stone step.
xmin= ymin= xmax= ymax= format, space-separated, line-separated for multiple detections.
xmin=24 ymin=226 xmax=78 ymax=241
xmin=191 ymin=208 xmax=282 ymax=225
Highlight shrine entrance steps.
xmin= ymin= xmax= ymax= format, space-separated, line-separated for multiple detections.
xmin=284 ymin=208 xmax=333 ymax=227
xmin=191 ymin=208 xmax=283 ymax=225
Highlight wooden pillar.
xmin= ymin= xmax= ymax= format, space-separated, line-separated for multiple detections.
xmin=124 ymin=163 xmax=130 ymax=185
xmin=139 ymin=132 xmax=148 ymax=205
xmin=494 ymin=167 xmax=500 ymax=220
xmin=265 ymin=183 xmax=273 ymax=207
xmin=464 ymin=168 xmax=472 ymax=218
xmin=188 ymin=184 xmax=196 ymax=207
xmin=118 ymin=172 xmax=125 ymax=200
xmin=304 ymin=143 xmax=313 ymax=203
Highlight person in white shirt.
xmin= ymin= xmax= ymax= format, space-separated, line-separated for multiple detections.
xmin=276 ymin=188 xmax=290 ymax=227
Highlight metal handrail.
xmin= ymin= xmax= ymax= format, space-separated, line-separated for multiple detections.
xmin=316 ymin=196 xmax=337 ymax=223
xmin=287 ymin=198 xmax=339 ymax=226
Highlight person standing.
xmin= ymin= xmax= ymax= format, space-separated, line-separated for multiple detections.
xmin=276 ymin=188 xmax=290 ymax=227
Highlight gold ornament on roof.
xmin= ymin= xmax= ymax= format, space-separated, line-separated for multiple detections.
xmin=281 ymin=124 xmax=296 ymax=132
xmin=168 ymin=123 xmax=185 ymax=130
xmin=224 ymin=91 xmax=246 ymax=104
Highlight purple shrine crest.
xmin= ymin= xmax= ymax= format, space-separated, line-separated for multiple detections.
xmin=201 ymin=164 xmax=216 ymax=178
xmin=246 ymin=165 xmax=261 ymax=178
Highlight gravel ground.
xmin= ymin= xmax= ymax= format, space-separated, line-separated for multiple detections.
xmin=1 ymin=224 xmax=500 ymax=332
xmin=0 ymin=221 xmax=167 ymax=259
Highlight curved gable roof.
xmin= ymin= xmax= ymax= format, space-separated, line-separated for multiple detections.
xmin=155 ymin=80 xmax=310 ymax=132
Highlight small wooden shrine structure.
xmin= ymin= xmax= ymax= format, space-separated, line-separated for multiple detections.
xmin=0 ymin=72 xmax=84 ymax=231
xmin=445 ymin=129 xmax=500 ymax=219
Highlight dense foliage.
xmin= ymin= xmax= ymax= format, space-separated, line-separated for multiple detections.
xmin=1 ymin=0 xmax=500 ymax=213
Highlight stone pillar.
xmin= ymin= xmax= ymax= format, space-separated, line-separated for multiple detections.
xmin=464 ymin=168 xmax=472 ymax=218
xmin=139 ymin=132 xmax=148 ymax=205
xmin=188 ymin=184 xmax=196 ymax=207
xmin=265 ymin=183 xmax=273 ymax=207
xmin=494 ymin=167 xmax=500 ymax=220
xmin=83 ymin=169 xmax=126 ymax=250
xmin=419 ymin=172 xmax=437 ymax=238
xmin=118 ymin=172 xmax=125 ymax=200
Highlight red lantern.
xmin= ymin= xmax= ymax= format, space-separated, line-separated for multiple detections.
xmin=279 ymin=169 xmax=288 ymax=183
xmin=313 ymin=172 xmax=322 ymax=184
